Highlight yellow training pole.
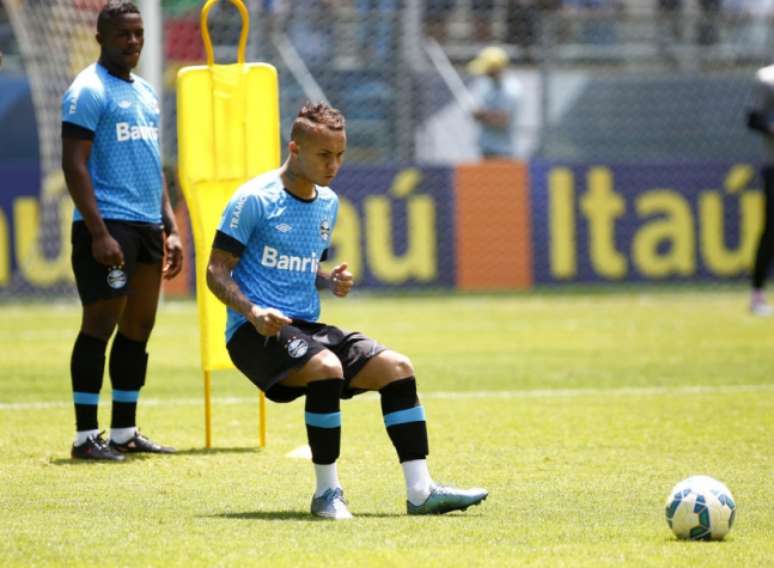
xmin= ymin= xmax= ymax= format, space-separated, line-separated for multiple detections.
xmin=204 ymin=370 xmax=212 ymax=448
xmin=259 ymin=392 xmax=267 ymax=448
xmin=178 ymin=0 xmax=279 ymax=448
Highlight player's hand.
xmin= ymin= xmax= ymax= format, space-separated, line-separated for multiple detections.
xmin=91 ymin=233 xmax=124 ymax=267
xmin=249 ymin=306 xmax=292 ymax=337
xmin=329 ymin=263 xmax=353 ymax=297
xmin=163 ymin=232 xmax=184 ymax=279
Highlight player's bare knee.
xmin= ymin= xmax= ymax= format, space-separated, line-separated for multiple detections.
xmin=80 ymin=323 xmax=114 ymax=342
xmin=305 ymin=350 xmax=344 ymax=380
xmin=81 ymin=316 xmax=117 ymax=341
xmin=389 ymin=351 xmax=414 ymax=379
xmin=121 ymin=317 xmax=156 ymax=341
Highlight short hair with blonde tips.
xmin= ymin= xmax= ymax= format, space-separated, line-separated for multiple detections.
xmin=290 ymin=102 xmax=346 ymax=142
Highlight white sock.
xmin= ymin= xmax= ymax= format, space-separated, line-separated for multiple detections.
xmin=75 ymin=429 xmax=100 ymax=446
xmin=110 ymin=427 xmax=136 ymax=444
xmin=402 ymin=459 xmax=434 ymax=506
xmin=314 ymin=463 xmax=341 ymax=497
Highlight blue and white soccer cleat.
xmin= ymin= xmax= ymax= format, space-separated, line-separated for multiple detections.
xmin=310 ymin=488 xmax=353 ymax=520
xmin=407 ymin=484 xmax=488 ymax=515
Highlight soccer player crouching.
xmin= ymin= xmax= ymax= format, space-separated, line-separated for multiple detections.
xmin=206 ymin=102 xmax=488 ymax=519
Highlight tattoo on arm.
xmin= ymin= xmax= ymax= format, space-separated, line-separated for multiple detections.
xmin=206 ymin=249 xmax=255 ymax=316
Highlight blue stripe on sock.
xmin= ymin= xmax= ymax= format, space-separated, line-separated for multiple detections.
xmin=305 ymin=411 xmax=341 ymax=429
xmin=384 ymin=406 xmax=425 ymax=427
xmin=73 ymin=392 xmax=99 ymax=405
xmin=112 ymin=390 xmax=140 ymax=403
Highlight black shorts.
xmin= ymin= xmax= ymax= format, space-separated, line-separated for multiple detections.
xmin=227 ymin=319 xmax=386 ymax=403
xmin=71 ymin=220 xmax=163 ymax=305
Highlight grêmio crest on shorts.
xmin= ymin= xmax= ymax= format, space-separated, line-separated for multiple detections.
xmin=216 ymin=169 xmax=339 ymax=341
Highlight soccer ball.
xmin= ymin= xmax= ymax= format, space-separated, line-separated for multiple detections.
xmin=664 ymin=475 xmax=736 ymax=541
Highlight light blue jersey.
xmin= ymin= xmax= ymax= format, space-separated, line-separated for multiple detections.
xmin=62 ymin=63 xmax=162 ymax=224
xmin=471 ymin=75 xmax=521 ymax=158
xmin=216 ymin=170 xmax=339 ymax=341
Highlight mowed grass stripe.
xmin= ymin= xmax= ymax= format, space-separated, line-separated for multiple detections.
xmin=2 ymin=382 xmax=774 ymax=411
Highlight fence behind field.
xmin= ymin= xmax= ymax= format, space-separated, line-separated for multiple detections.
xmin=0 ymin=0 xmax=771 ymax=297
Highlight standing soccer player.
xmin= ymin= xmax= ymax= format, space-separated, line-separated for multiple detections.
xmin=747 ymin=63 xmax=774 ymax=316
xmin=206 ymin=102 xmax=488 ymax=519
xmin=61 ymin=1 xmax=183 ymax=460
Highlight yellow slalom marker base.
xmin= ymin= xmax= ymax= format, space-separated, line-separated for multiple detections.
xmin=177 ymin=0 xmax=280 ymax=448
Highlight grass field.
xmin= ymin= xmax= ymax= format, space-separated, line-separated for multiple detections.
xmin=1 ymin=290 xmax=773 ymax=567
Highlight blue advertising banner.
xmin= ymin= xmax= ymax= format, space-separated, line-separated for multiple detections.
xmin=0 ymin=75 xmax=43 ymax=290
xmin=329 ymin=165 xmax=456 ymax=288
xmin=530 ymin=160 xmax=763 ymax=283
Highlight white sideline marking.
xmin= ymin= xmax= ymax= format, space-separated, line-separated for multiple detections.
xmin=1 ymin=383 xmax=773 ymax=411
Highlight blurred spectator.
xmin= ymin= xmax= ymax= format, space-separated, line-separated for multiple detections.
xmin=286 ymin=0 xmax=335 ymax=68
xmin=467 ymin=46 xmax=521 ymax=159
xmin=657 ymin=0 xmax=683 ymax=44
xmin=356 ymin=0 xmax=397 ymax=63
xmin=563 ymin=0 xmax=622 ymax=46
xmin=424 ymin=0 xmax=455 ymax=43
xmin=505 ymin=0 xmax=562 ymax=59
xmin=472 ymin=0 xmax=495 ymax=43
xmin=725 ymin=0 xmax=774 ymax=53
xmin=506 ymin=1 xmax=539 ymax=54
xmin=585 ymin=0 xmax=621 ymax=45
xmin=696 ymin=0 xmax=721 ymax=46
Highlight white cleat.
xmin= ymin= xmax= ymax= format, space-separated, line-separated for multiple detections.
xmin=751 ymin=300 xmax=773 ymax=317
xmin=407 ymin=483 xmax=488 ymax=515
xmin=310 ymin=488 xmax=353 ymax=520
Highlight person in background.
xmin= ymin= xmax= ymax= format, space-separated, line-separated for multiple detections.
xmin=696 ymin=0 xmax=722 ymax=46
xmin=467 ymin=45 xmax=521 ymax=160
xmin=424 ymin=0 xmax=456 ymax=43
xmin=657 ymin=0 xmax=684 ymax=48
xmin=356 ymin=0 xmax=397 ymax=63
xmin=746 ymin=63 xmax=774 ymax=316
xmin=472 ymin=0 xmax=495 ymax=42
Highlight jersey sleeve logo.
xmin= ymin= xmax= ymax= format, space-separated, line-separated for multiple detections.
xmin=319 ymin=219 xmax=331 ymax=241
xmin=229 ymin=194 xmax=249 ymax=229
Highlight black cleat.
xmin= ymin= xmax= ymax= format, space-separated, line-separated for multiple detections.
xmin=71 ymin=432 xmax=125 ymax=461
xmin=109 ymin=431 xmax=176 ymax=454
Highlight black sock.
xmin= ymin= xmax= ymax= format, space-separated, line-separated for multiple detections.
xmin=305 ymin=379 xmax=343 ymax=465
xmin=109 ymin=332 xmax=148 ymax=429
xmin=380 ymin=377 xmax=429 ymax=463
xmin=71 ymin=332 xmax=108 ymax=432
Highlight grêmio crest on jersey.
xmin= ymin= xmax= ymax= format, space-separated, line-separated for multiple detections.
xmin=319 ymin=219 xmax=331 ymax=241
